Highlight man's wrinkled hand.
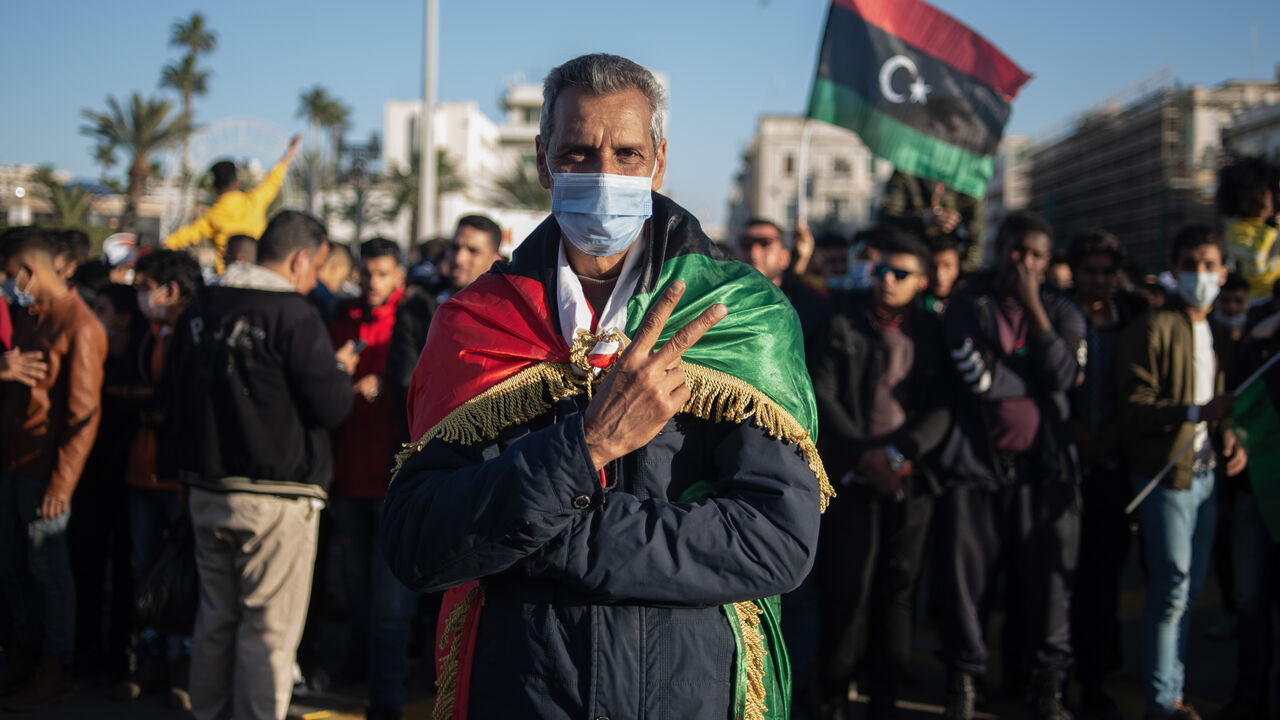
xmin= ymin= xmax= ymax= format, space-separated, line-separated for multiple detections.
xmin=583 ymin=281 xmax=726 ymax=470
xmin=41 ymin=491 xmax=70 ymax=521
xmin=0 ymin=348 xmax=48 ymax=387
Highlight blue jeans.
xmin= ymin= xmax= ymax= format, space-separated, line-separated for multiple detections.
xmin=128 ymin=486 xmax=189 ymax=661
xmin=329 ymin=497 xmax=418 ymax=710
xmin=1133 ymin=469 xmax=1216 ymax=715
xmin=0 ymin=472 xmax=76 ymax=664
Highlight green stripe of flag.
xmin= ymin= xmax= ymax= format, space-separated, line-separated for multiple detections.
xmin=807 ymin=76 xmax=995 ymax=198
xmin=625 ymin=253 xmax=818 ymax=438
xmin=1233 ymin=380 xmax=1280 ymax=542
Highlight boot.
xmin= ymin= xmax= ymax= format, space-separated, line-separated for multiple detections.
xmin=6 ymin=656 xmax=73 ymax=710
xmin=942 ymin=672 xmax=975 ymax=720
xmin=1028 ymin=675 xmax=1073 ymax=720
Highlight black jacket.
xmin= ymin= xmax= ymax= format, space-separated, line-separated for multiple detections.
xmin=939 ymin=270 xmax=1086 ymax=489
xmin=385 ymin=283 xmax=438 ymax=423
xmin=808 ymin=293 xmax=953 ymax=492
xmin=166 ymin=264 xmax=353 ymax=499
xmin=380 ymin=195 xmax=821 ymax=719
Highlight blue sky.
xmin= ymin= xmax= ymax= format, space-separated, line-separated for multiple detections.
xmin=3 ymin=0 xmax=1278 ymax=227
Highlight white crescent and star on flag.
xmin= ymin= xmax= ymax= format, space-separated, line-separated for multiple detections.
xmin=878 ymin=55 xmax=931 ymax=105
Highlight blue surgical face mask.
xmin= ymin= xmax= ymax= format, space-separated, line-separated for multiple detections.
xmin=1176 ymin=271 xmax=1221 ymax=309
xmin=3 ymin=269 xmax=35 ymax=307
xmin=549 ymin=163 xmax=655 ymax=257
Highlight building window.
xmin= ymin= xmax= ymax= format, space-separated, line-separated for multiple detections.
xmin=828 ymin=198 xmax=845 ymax=218
xmin=784 ymin=153 xmax=796 ymax=176
xmin=832 ymin=157 xmax=851 ymax=177
xmin=523 ymin=107 xmax=539 ymax=125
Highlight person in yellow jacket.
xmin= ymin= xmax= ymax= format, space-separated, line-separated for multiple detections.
xmin=1217 ymin=155 xmax=1279 ymax=300
xmin=165 ymin=134 xmax=302 ymax=271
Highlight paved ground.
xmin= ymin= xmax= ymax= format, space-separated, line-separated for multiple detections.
xmin=2 ymin=539 xmax=1241 ymax=719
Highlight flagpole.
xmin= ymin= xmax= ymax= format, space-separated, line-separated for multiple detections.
xmin=796 ymin=119 xmax=813 ymax=228
xmin=417 ymin=0 xmax=438 ymax=243
xmin=1125 ymin=350 xmax=1280 ymax=514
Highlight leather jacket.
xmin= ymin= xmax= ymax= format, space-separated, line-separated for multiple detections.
xmin=2 ymin=290 xmax=108 ymax=498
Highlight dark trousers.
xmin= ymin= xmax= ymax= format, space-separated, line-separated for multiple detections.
xmin=936 ymin=479 xmax=1080 ymax=680
xmin=1232 ymin=489 xmax=1276 ymax=701
xmin=69 ymin=479 xmax=131 ymax=675
xmin=1071 ymin=463 xmax=1132 ymax=690
xmin=818 ymin=482 xmax=935 ymax=711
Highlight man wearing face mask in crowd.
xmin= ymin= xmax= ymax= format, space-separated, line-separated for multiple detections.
xmin=1117 ymin=225 xmax=1247 ymax=720
xmin=0 ymin=227 xmax=107 ymax=709
xmin=163 ymin=211 xmax=358 ymax=720
xmin=115 ymin=249 xmax=204 ymax=706
xmin=381 ymin=54 xmax=824 ymax=720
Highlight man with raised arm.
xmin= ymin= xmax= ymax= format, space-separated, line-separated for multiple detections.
xmin=381 ymin=54 xmax=826 ymax=720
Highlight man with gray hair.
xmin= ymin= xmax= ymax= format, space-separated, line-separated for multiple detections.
xmin=382 ymin=53 xmax=826 ymax=719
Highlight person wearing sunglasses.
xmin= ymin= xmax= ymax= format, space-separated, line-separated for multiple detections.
xmin=809 ymin=226 xmax=953 ymax=720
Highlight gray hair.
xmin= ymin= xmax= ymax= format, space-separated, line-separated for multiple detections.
xmin=540 ymin=54 xmax=668 ymax=156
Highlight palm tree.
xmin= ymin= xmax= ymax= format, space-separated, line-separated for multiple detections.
xmin=32 ymin=167 xmax=99 ymax=227
xmin=384 ymin=148 xmax=465 ymax=242
xmin=81 ymin=93 xmax=190 ymax=233
xmin=297 ymin=86 xmax=336 ymax=213
xmin=92 ymin=141 xmax=117 ymax=186
xmin=322 ymin=98 xmax=352 ymax=166
xmin=160 ymin=54 xmax=210 ymax=171
xmin=494 ymin=161 xmax=551 ymax=211
xmin=167 ymin=13 xmax=217 ymax=175
xmin=170 ymin=12 xmax=217 ymax=56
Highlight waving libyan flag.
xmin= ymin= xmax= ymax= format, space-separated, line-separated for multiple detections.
xmin=807 ymin=0 xmax=1031 ymax=198
xmin=397 ymin=193 xmax=833 ymax=720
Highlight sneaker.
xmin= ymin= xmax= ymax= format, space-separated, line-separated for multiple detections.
xmin=1027 ymin=676 xmax=1073 ymax=720
xmin=5 ymin=657 xmax=73 ymax=711
xmin=942 ymin=672 xmax=976 ymax=720
xmin=109 ymin=680 xmax=141 ymax=701
xmin=168 ymin=686 xmax=192 ymax=710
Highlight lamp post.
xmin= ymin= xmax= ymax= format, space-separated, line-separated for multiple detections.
xmin=416 ymin=0 xmax=438 ymax=243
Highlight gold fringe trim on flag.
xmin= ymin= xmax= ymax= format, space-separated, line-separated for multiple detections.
xmin=733 ymin=600 xmax=769 ymax=720
xmin=680 ymin=363 xmax=835 ymax=513
xmin=392 ymin=361 xmax=834 ymax=512
xmin=431 ymin=583 xmax=485 ymax=720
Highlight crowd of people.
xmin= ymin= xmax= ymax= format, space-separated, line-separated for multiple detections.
xmin=0 ymin=51 xmax=1277 ymax=720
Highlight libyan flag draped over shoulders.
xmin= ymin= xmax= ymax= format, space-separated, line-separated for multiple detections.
xmin=806 ymin=0 xmax=1031 ymax=198
xmin=398 ymin=193 xmax=833 ymax=720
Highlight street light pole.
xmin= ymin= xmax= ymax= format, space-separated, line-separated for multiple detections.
xmin=417 ymin=0 xmax=438 ymax=243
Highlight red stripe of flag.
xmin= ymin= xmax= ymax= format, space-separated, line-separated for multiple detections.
xmin=833 ymin=0 xmax=1031 ymax=102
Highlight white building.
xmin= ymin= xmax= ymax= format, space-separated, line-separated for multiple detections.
xmin=1224 ymin=100 xmax=1280 ymax=162
xmin=727 ymin=115 xmax=893 ymax=242
xmin=983 ymin=135 xmax=1033 ymax=244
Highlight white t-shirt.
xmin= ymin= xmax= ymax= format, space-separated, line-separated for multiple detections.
xmin=1191 ymin=319 xmax=1215 ymax=467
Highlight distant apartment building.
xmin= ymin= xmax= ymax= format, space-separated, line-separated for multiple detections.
xmin=727 ymin=115 xmax=892 ymax=243
xmin=1223 ymin=98 xmax=1280 ymax=162
xmin=984 ymin=135 xmax=1033 ymax=234
xmin=1029 ymin=74 xmax=1280 ymax=270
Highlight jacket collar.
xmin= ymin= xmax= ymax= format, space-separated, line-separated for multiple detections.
xmin=220 ymin=262 xmax=297 ymax=293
